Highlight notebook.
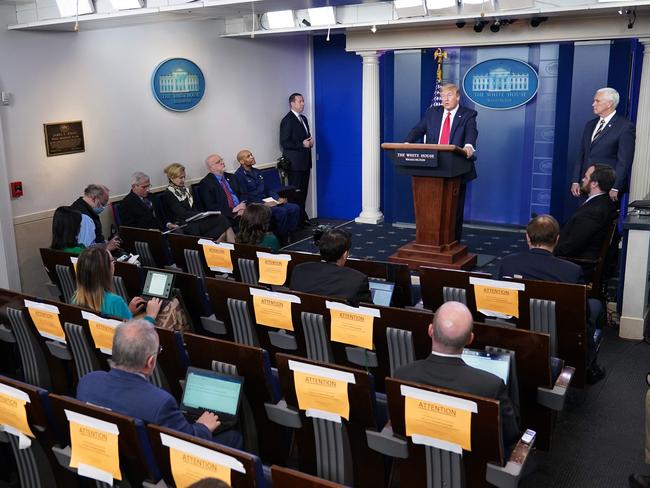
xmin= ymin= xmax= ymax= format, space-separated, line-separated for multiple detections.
xmin=180 ymin=367 xmax=244 ymax=429
xmin=461 ymin=348 xmax=511 ymax=385
xmin=368 ymin=279 xmax=395 ymax=307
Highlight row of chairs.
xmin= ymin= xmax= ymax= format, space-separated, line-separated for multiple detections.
xmin=0 ymin=299 xmax=536 ymax=488
xmin=0 ymin=373 xmax=341 ymax=488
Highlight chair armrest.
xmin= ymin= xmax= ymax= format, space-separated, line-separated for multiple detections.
xmin=0 ymin=324 xmax=16 ymax=343
xmin=264 ymin=400 xmax=302 ymax=428
xmin=142 ymin=480 xmax=169 ymax=488
xmin=557 ymin=255 xmax=598 ymax=266
xmin=366 ymin=425 xmax=409 ymax=459
xmin=537 ymin=366 xmax=575 ymax=411
xmin=52 ymin=445 xmax=74 ymax=471
xmin=45 ymin=282 xmax=62 ymax=300
xmin=200 ymin=315 xmax=227 ymax=336
xmin=486 ymin=434 xmax=535 ymax=488
xmin=46 ymin=340 xmax=72 ymax=361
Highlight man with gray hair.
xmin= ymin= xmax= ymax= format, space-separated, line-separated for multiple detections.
xmin=71 ymin=183 xmax=120 ymax=250
xmin=119 ymin=171 xmax=177 ymax=231
xmin=394 ymin=301 xmax=520 ymax=448
xmin=572 ymin=87 xmax=636 ymax=202
xmin=76 ymin=320 xmax=242 ymax=448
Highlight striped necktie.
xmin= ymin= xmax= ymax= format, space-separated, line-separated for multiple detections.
xmin=591 ymin=119 xmax=606 ymax=142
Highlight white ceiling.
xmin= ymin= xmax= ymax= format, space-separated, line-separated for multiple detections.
xmin=5 ymin=0 xmax=650 ymax=33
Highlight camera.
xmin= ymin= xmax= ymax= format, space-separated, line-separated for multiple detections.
xmin=313 ymin=224 xmax=332 ymax=246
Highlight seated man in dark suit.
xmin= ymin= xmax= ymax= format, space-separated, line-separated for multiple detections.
xmin=555 ymin=164 xmax=618 ymax=280
xmin=394 ymin=301 xmax=521 ymax=449
xmin=199 ymin=154 xmax=246 ymax=230
xmin=119 ymin=172 xmax=178 ymax=231
xmin=234 ymin=149 xmax=300 ymax=244
xmin=290 ymin=228 xmax=371 ymax=306
xmin=77 ymin=319 xmax=242 ymax=449
xmin=497 ymin=214 xmax=605 ymax=383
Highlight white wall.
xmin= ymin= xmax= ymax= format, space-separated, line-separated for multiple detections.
xmin=0 ymin=5 xmax=311 ymax=293
xmin=0 ymin=11 xmax=311 ymax=219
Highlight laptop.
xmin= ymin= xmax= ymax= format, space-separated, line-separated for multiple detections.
xmin=180 ymin=367 xmax=244 ymax=431
xmin=368 ymin=279 xmax=395 ymax=307
xmin=461 ymin=348 xmax=511 ymax=385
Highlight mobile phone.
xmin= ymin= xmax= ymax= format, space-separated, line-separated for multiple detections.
xmin=521 ymin=429 xmax=536 ymax=445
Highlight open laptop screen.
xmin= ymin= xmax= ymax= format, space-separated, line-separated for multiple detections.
xmin=142 ymin=270 xmax=175 ymax=299
xmin=181 ymin=367 xmax=243 ymax=417
xmin=462 ymin=348 xmax=511 ymax=385
xmin=368 ymin=279 xmax=395 ymax=307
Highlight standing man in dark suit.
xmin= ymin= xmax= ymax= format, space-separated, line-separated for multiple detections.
xmin=280 ymin=92 xmax=313 ymax=226
xmin=556 ymin=164 xmax=618 ymax=266
xmin=119 ymin=172 xmax=176 ymax=231
xmin=571 ymin=87 xmax=635 ymax=202
xmin=77 ymin=320 xmax=242 ymax=448
xmin=199 ymin=154 xmax=246 ymax=230
xmin=394 ymin=301 xmax=521 ymax=449
xmin=290 ymin=228 xmax=371 ymax=306
xmin=405 ymin=83 xmax=478 ymax=240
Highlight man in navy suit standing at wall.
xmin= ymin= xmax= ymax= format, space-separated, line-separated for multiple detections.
xmin=571 ymin=87 xmax=636 ymax=202
xmin=280 ymin=92 xmax=313 ymax=227
xmin=405 ymin=83 xmax=478 ymax=240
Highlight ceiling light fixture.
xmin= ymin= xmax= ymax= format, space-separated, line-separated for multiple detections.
xmin=490 ymin=19 xmax=501 ymax=32
xmin=371 ymin=24 xmax=377 ymax=33
xmin=266 ymin=10 xmax=295 ymax=29
xmin=530 ymin=16 xmax=547 ymax=28
xmin=307 ymin=6 xmax=336 ymax=26
xmin=426 ymin=0 xmax=457 ymax=9
xmin=473 ymin=19 xmax=487 ymax=32
xmin=109 ymin=0 xmax=143 ymax=10
xmin=56 ymin=0 xmax=94 ymax=17
xmin=394 ymin=0 xmax=427 ymax=18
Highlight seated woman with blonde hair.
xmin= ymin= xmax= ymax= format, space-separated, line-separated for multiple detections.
xmin=162 ymin=163 xmax=235 ymax=242
xmin=73 ymin=247 xmax=161 ymax=322
xmin=236 ymin=203 xmax=280 ymax=251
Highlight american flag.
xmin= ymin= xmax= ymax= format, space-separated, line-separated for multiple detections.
xmin=430 ymin=76 xmax=443 ymax=107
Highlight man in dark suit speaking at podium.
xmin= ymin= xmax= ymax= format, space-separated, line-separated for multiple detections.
xmin=405 ymin=83 xmax=478 ymax=240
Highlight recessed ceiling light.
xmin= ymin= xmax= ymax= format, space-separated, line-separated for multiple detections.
xmin=266 ymin=10 xmax=295 ymax=29
xmin=307 ymin=7 xmax=336 ymax=26
xmin=56 ymin=0 xmax=94 ymax=17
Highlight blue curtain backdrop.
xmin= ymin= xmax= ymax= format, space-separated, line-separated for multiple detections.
xmin=313 ymin=36 xmax=640 ymax=225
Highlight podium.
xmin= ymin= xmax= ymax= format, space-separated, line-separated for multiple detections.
xmin=383 ymin=142 xmax=477 ymax=270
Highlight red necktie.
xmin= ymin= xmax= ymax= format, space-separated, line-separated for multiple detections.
xmin=220 ymin=178 xmax=235 ymax=209
xmin=439 ymin=111 xmax=451 ymax=144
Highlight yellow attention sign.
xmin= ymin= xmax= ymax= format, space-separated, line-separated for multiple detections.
xmin=257 ymin=254 xmax=290 ymax=285
xmin=201 ymin=244 xmax=233 ymax=272
xmin=169 ymin=446 xmax=232 ymax=488
xmin=252 ymin=295 xmax=294 ymax=331
xmin=26 ymin=305 xmax=65 ymax=341
xmin=88 ymin=321 xmax=117 ymax=351
xmin=293 ymin=370 xmax=351 ymax=420
xmin=473 ymin=284 xmax=520 ymax=318
xmin=329 ymin=308 xmax=375 ymax=350
xmin=404 ymin=396 xmax=473 ymax=451
xmin=69 ymin=420 xmax=121 ymax=481
xmin=0 ymin=392 xmax=34 ymax=438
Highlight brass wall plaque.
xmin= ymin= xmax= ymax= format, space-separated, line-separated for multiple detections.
xmin=43 ymin=121 xmax=85 ymax=157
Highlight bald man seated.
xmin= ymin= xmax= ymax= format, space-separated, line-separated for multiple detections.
xmin=199 ymin=153 xmax=246 ymax=230
xmin=394 ymin=301 xmax=521 ymax=448
xmin=77 ymin=320 xmax=242 ymax=449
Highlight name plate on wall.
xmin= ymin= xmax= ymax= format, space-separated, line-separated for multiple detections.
xmin=43 ymin=121 xmax=85 ymax=157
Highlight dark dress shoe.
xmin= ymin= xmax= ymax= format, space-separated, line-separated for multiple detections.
xmin=586 ymin=363 xmax=606 ymax=384
xmin=629 ymin=474 xmax=650 ymax=488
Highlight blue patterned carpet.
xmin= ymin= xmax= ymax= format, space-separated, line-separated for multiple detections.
xmin=285 ymin=220 xmax=528 ymax=275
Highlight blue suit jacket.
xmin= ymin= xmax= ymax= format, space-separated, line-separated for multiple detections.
xmin=234 ymin=166 xmax=279 ymax=203
xmin=496 ymin=248 xmax=584 ymax=284
xmin=573 ymin=114 xmax=636 ymax=193
xmin=405 ymin=105 xmax=478 ymax=181
xmin=77 ymin=369 xmax=212 ymax=441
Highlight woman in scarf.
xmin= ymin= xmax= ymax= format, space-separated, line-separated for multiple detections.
xmin=161 ymin=163 xmax=235 ymax=242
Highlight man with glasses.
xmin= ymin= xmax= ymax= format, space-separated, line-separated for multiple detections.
xmin=71 ymin=183 xmax=120 ymax=250
xmin=199 ymin=154 xmax=246 ymax=230
xmin=77 ymin=320 xmax=242 ymax=448
xmin=405 ymin=83 xmax=478 ymax=240
xmin=119 ymin=171 xmax=178 ymax=231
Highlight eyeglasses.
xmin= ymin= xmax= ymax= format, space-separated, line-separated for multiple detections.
xmin=156 ymin=345 xmax=163 ymax=355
